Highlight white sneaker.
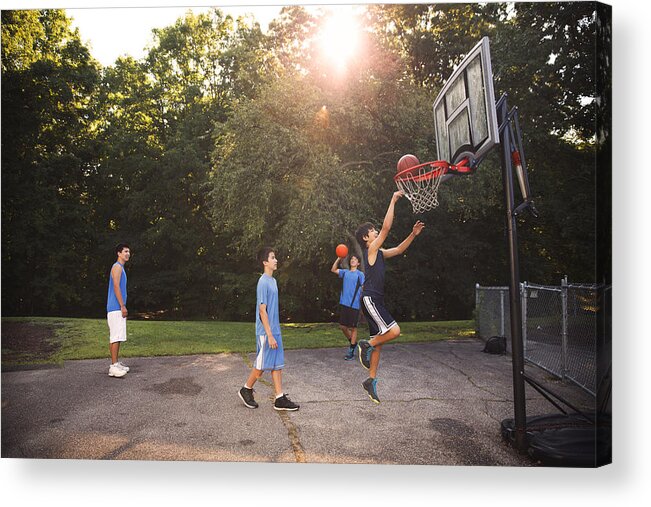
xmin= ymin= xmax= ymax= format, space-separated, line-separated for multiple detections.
xmin=108 ymin=364 xmax=127 ymax=377
xmin=115 ymin=361 xmax=130 ymax=372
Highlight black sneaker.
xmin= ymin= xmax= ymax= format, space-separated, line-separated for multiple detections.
xmin=273 ymin=394 xmax=300 ymax=411
xmin=238 ymin=387 xmax=258 ymax=409
xmin=362 ymin=377 xmax=380 ymax=404
xmin=358 ymin=340 xmax=374 ymax=370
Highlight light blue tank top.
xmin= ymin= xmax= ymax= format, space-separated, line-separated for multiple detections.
xmin=107 ymin=262 xmax=127 ymax=312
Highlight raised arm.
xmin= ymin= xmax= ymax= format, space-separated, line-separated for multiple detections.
xmin=368 ymin=190 xmax=404 ymax=257
xmin=383 ymin=221 xmax=425 ymax=259
xmin=330 ymin=257 xmax=341 ymax=274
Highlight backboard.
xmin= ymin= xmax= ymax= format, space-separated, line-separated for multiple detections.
xmin=433 ymin=37 xmax=499 ymax=165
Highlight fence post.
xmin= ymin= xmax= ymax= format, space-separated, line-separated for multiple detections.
xmin=561 ymin=275 xmax=569 ymax=381
xmin=475 ymin=283 xmax=480 ymax=337
xmin=500 ymin=288 xmax=505 ymax=337
xmin=521 ymin=282 xmax=527 ymax=356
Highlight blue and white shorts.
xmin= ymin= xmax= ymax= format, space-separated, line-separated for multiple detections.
xmin=361 ymin=295 xmax=397 ymax=338
xmin=254 ymin=334 xmax=285 ymax=371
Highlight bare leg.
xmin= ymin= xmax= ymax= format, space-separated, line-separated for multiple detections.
xmin=369 ymin=325 xmax=400 ymax=348
xmin=340 ymin=325 xmax=352 ymax=342
xmin=368 ymin=325 xmax=401 ymax=378
xmin=350 ymin=327 xmax=358 ymax=346
xmin=369 ymin=344 xmax=382 ymax=378
xmin=109 ymin=342 xmax=120 ymax=364
xmin=271 ymin=369 xmax=283 ymax=397
xmin=245 ymin=368 xmax=263 ymax=389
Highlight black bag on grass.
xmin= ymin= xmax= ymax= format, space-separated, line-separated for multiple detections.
xmin=483 ymin=336 xmax=507 ymax=354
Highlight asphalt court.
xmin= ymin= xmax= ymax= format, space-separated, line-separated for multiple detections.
xmin=1 ymin=339 xmax=594 ymax=465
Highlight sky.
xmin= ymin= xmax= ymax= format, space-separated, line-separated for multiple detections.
xmin=7 ymin=0 xmax=364 ymax=67
xmin=67 ymin=3 xmax=287 ymax=66
xmin=7 ymin=0 xmax=650 ymax=70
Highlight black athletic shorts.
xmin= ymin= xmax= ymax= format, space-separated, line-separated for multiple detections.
xmin=339 ymin=304 xmax=360 ymax=328
xmin=361 ymin=295 xmax=397 ymax=337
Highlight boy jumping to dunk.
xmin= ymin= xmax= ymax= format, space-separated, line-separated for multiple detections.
xmin=238 ymin=247 xmax=299 ymax=411
xmin=355 ymin=190 xmax=424 ymax=403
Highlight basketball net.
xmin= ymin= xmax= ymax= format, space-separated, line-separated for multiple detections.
xmin=394 ymin=159 xmax=473 ymax=213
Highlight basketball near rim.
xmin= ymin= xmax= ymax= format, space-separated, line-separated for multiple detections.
xmin=397 ymin=154 xmax=420 ymax=173
xmin=336 ymin=244 xmax=348 ymax=258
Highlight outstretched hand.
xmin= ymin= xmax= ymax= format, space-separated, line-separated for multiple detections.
xmin=392 ymin=190 xmax=405 ymax=202
xmin=412 ymin=221 xmax=425 ymax=236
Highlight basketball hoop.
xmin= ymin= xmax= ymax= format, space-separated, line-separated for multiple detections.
xmin=394 ymin=159 xmax=473 ymax=213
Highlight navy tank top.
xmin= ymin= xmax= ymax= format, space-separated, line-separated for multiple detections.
xmin=362 ymin=248 xmax=385 ymax=298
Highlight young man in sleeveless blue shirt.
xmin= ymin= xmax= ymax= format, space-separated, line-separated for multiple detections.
xmin=355 ymin=191 xmax=425 ymax=403
xmin=107 ymin=243 xmax=131 ymax=378
xmin=238 ymin=247 xmax=299 ymax=411
xmin=331 ymin=253 xmax=365 ymax=360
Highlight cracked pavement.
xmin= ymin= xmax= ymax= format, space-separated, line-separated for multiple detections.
xmin=1 ymin=340 xmax=594 ymax=465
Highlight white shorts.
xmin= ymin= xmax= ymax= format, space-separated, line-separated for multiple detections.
xmin=107 ymin=310 xmax=127 ymax=343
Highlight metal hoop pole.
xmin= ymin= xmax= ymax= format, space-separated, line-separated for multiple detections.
xmin=498 ymin=93 xmax=528 ymax=454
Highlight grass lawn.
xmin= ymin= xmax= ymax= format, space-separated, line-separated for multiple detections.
xmin=1 ymin=316 xmax=476 ymax=367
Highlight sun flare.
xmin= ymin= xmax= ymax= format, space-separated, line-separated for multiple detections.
xmin=318 ymin=10 xmax=361 ymax=71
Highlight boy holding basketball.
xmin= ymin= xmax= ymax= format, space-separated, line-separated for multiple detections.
xmin=331 ymin=254 xmax=365 ymax=360
xmin=238 ymin=247 xmax=299 ymax=411
xmin=355 ymin=190 xmax=424 ymax=403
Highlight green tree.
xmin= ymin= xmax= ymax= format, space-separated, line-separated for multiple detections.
xmin=368 ymin=2 xmax=601 ymax=290
xmin=2 ymin=4 xmax=606 ymax=321
xmin=93 ymin=9 xmax=276 ymax=317
xmin=2 ymin=9 xmax=101 ymax=315
xmin=208 ymin=13 xmax=442 ymax=320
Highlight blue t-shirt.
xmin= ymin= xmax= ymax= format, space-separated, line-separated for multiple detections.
xmin=256 ymin=274 xmax=281 ymax=337
xmin=107 ymin=262 xmax=127 ymax=312
xmin=338 ymin=269 xmax=365 ymax=309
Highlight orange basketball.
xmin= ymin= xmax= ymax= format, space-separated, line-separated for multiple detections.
xmin=397 ymin=154 xmax=420 ymax=173
xmin=336 ymin=244 xmax=348 ymax=258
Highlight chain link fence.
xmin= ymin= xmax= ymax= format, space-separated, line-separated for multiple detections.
xmin=476 ymin=278 xmax=611 ymax=396
xmin=475 ymin=286 xmax=511 ymax=351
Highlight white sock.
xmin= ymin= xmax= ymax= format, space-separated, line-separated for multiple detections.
xmin=275 ymin=393 xmax=284 ymax=399
xmin=244 ymin=384 xmax=252 ymax=390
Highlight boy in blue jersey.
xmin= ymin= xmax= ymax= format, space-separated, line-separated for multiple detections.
xmin=106 ymin=243 xmax=131 ymax=378
xmin=238 ymin=247 xmax=299 ymax=411
xmin=355 ymin=191 xmax=425 ymax=403
xmin=331 ymin=254 xmax=365 ymax=360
